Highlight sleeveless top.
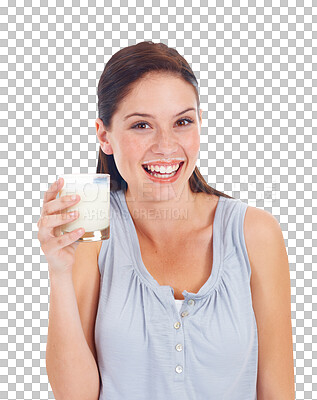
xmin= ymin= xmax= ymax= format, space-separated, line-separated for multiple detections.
xmin=95 ymin=189 xmax=258 ymax=400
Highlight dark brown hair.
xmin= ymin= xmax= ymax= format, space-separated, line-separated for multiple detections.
xmin=96 ymin=41 xmax=233 ymax=199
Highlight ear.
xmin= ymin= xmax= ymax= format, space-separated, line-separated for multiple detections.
xmin=95 ymin=118 xmax=113 ymax=155
xmin=199 ymin=109 xmax=203 ymax=126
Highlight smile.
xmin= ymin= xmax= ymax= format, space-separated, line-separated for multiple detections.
xmin=142 ymin=161 xmax=184 ymax=183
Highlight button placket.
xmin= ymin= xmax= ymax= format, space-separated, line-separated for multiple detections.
xmin=173 ymin=295 xmax=197 ymax=380
xmin=174 ymin=335 xmax=184 ymax=378
xmin=173 ymin=316 xmax=184 ymax=379
xmin=175 ymin=365 xmax=183 ymax=374
xmin=181 ymin=310 xmax=189 ymax=317
xmin=175 ymin=343 xmax=183 ymax=351
xmin=174 ymin=304 xmax=188 ymax=379
xmin=174 ymin=321 xmax=181 ymax=329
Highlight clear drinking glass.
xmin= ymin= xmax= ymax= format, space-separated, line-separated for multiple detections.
xmin=57 ymin=173 xmax=110 ymax=242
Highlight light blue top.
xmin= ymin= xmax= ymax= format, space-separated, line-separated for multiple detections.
xmin=95 ymin=189 xmax=258 ymax=400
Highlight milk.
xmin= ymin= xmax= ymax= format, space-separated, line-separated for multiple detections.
xmin=58 ymin=174 xmax=110 ymax=241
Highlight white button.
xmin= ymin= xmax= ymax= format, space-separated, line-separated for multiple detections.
xmin=181 ymin=310 xmax=189 ymax=317
xmin=175 ymin=343 xmax=183 ymax=351
xmin=175 ymin=365 xmax=183 ymax=374
xmin=188 ymin=299 xmax=195 ymax=306
xmin=174 ymin=321 xmax=181 ymax=329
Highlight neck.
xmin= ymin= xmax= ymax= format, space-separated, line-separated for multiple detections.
xmin=124 ymin=183 xmax=201 ymax=246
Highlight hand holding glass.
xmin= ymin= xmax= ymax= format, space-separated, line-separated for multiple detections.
xmin=58 ymin=174 xmax=110 ymax=242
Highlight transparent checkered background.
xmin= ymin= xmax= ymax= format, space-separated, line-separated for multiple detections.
xmin=0 ymin=0 xmax=316 ymax=399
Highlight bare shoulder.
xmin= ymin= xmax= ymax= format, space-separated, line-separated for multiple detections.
xmin=243 ymin=204 xmax=289 ymax=299
xmin=75 ymin=240 xmax=102 ymax=259
xmin=73 ymin=241 xmax=101 ymax=281
xmin=243 ymin=206 xmax=295 ymax=397
xmin=243 ymin=205 xmax=283 ymax=267
xmin=244 ymin=205 xmax=279 ymax=234
xmin=73 ymin=240 xmax=103 ymax=277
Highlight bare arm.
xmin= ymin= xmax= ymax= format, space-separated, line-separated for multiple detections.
xmin=38 ymin=178 xmax=100 ymax=399
xmin=245 ymin=207 xmax=295 ymax=399
xmin=46 ymin=270 xmax=100 ymax=400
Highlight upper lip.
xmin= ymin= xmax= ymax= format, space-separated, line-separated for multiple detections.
xmin=142 ymin=158 xmax=185 ymax=166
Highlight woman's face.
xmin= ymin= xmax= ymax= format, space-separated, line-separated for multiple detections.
xmin=96 ymin=72 xmax=203 ymax=202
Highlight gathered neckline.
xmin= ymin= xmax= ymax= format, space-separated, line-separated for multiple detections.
xmin=117 ymin=189 xmax=225 ymax=300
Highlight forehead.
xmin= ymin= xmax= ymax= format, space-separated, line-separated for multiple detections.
xmin=131 ymin=72 xmax=192 ymax=93
xmin=118 ymin=73 xmax=197 ymax=111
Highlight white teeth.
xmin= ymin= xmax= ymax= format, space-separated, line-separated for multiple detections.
xmin=148 ymin=170 xmax=177 ymax=179
xmin=143 ymin=163 xmax=181 ymax=173
xmin=142 ymin=162 xmax=183 ymax=179
xmin=165 ymin=165 xmax=173 ymax=173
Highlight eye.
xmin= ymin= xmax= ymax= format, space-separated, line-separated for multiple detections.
xmin=131 ymin=121 xmax=150 ymax=129
xmin=176 ymin=118 xmax=194 ymax=127
xmin=131 ymin=118 xmax=194 ymax=130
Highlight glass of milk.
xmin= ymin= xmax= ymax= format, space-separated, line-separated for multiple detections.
xmin=57 ymin=173 xmax=110 ymax=242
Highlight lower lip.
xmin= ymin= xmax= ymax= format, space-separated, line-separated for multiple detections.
xmin=142 ymin=162 xmax=184 ymax=183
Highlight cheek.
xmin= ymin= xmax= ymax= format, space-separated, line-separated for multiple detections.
xmin=186 ymin=130 xmax=200 ymax=156
xmin=113 ymin=136 xmax=138 ymax=159
xmin=112 ymin=137 xmax=140 ymax=175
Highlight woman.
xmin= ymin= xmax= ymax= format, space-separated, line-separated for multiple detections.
xmin=39 ymin=41 xmax=295 ymax=399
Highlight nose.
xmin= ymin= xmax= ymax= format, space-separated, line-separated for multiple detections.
xmin=152 ymin=128 xmax=178 ymax=155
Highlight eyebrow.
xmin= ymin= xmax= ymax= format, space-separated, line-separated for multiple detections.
xmin=123 ymin=107 xmax=196 ymax=121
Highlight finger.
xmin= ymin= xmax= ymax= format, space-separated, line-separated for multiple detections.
xmin=53 ymin=227 xmax=85 ymax=251
xmin=43 ymin=177 xmax=64 ymax=205
xmin=38 ymin=210 xmax=79 ymax=243
xmin=43 ymin=193 xmax=80 ymax=217
xmin=41 ymin=227 xmax=84 ymax=257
